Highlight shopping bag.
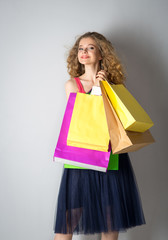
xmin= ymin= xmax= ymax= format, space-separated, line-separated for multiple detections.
xmin=100 ymin=82 xmax=155 ymax=154
xmin=101 ymin=80 xmax=154 ymax=132
xmin=107 ymin=152 xmax=119 ymax=170
xmin=53 ymin=93 xmax=111 ymax=172
xmin=67 ymin=92 xmax=110 ymax=152
xmin=64 ymin=151 xmax=119 ymax=170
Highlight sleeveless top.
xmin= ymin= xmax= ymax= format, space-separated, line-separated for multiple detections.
xmin=75 ymin=77 xmax=92 ymax=94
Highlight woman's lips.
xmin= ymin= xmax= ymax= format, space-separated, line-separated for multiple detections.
xmin=81 ymin=55 xmax=89 ymax=59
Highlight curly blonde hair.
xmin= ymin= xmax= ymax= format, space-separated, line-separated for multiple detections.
xmin=67 ymin=32 xmax=126 ymax=84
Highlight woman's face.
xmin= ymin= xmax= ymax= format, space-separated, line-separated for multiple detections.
xmin=77 ymin=37 xmax=102 ymax=66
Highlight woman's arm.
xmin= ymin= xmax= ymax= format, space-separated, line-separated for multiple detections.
xmin=65 ymin=78 xmax=78 ymax=101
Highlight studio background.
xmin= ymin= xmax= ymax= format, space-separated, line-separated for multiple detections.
xmin=0 ymin=0 xmax=167 ymax=240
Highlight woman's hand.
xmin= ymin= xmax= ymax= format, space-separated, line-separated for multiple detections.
xmin=94 ymin=70 xmax=108 ymax=86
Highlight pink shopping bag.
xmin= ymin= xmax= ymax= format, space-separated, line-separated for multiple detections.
xmin=53 ymin=93 xmax=111 ymax=172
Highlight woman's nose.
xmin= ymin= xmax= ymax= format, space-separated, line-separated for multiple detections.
xmin=83 ymin=48 xmax=88 ymax=53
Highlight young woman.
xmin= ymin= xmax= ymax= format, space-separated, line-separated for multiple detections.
xmin=54 ymin=32 xmax=145 ymax=240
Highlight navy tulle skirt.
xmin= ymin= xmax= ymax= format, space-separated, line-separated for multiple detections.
xmin=54 ymin=153 xmax=145 ymax=234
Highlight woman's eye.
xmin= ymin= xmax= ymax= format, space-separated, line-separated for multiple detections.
xmin=78 ymin=48 xmax=83 ymax=51
xmin=89 ymin=47 xmax=94 ymax=50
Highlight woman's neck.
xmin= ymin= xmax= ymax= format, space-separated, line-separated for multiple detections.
xmin=80 ymin=64 xmax=100 ymax=83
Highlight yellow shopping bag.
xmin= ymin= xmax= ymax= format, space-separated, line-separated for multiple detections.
xmin=101 ymin=80 xmax=154 ymax=132
xmin=100 ymin=82 xmax=155 ymax=154
xmin=67 ymin=92 xmax=110 ymax=152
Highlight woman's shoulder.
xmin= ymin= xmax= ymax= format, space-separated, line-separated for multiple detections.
xmin=65 ymin=78 xmax=78 ymax=100
xmin=65 ymin=78 xmax=78 ymax=91
xmin=65 ymin=77 xmax=75 ymax=86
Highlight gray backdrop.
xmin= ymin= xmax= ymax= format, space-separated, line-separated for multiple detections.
xmin=0 ymin=0 xmax=168 ymax=240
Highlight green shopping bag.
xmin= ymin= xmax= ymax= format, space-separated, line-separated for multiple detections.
xmin=64 ymin=151 xmax=119 ymax=170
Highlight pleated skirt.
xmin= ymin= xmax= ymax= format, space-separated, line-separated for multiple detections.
xmin=54 ymin=153 xmax=145 ymax=235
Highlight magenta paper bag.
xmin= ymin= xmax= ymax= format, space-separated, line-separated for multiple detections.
xmin=53 ymin=93 xmax=110 ymax=172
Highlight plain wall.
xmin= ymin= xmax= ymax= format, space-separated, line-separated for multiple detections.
xmin=0 ymin=0 xmax=168 ymax=240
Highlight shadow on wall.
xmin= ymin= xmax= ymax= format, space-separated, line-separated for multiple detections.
xmin=104 ymin=25 xmax=168 ymax=240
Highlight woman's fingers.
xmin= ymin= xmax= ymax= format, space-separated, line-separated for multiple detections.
xmin=94 ymin=70 xmax=108 ymax=86
xmin=96 ymin=70 xmax=107 ymax=80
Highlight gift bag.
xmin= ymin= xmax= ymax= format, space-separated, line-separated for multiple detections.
xmin=107 ymin=152 xmax=119 ymax=170
xmin=101 ymin=80 xmax=154 ymax=132
xmin=64 ymin=151 xmax=119 ymax=170
xmin=100 ymin=82 xmax=155 ymax=154
xmin=53 ymin=93 xmax=111 ymax=172
xmin=67 ymin=92 xmax=110 ymax=152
